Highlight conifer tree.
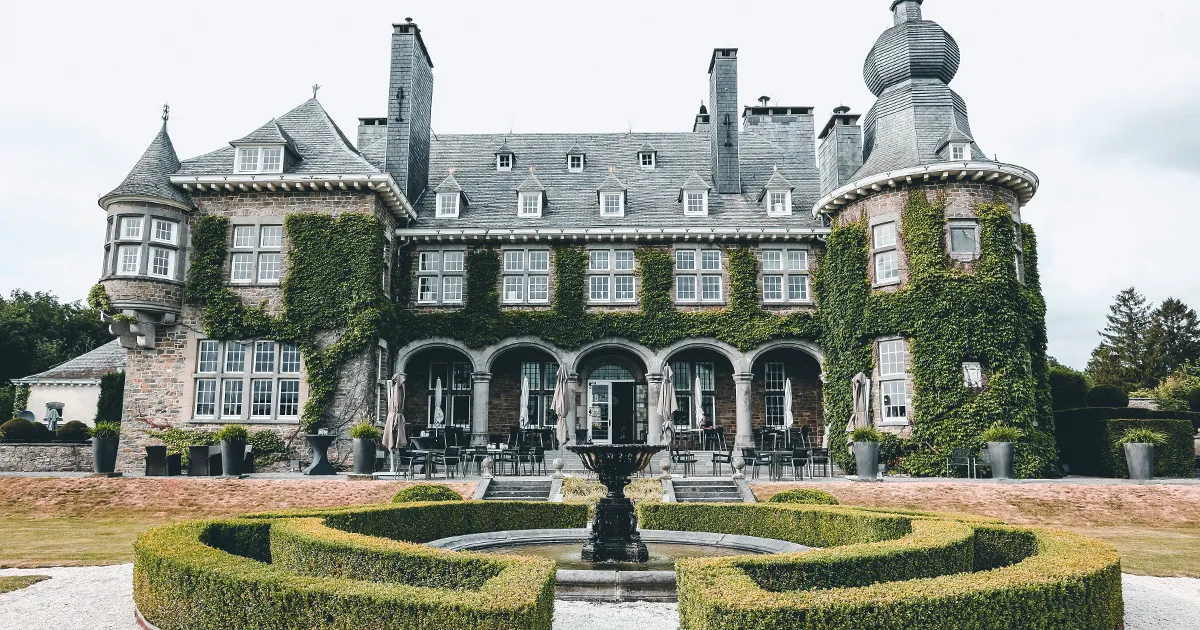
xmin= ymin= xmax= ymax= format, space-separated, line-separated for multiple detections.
xmin=1086 ymin=287 xmax=1151 ymax=389
xmin=1146 ymin=297 xmax=1200 ymax=381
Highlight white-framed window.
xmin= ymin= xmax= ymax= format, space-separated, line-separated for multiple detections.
xmin=258 ymin=253 xmax=281 ymax=283
xmin=877 ymin=338 xmax=910 ymax=425
xmin=233 ymin=226 xmax=256 ymax=248
xmin=228 ymin=223 xmax=283 ymax=285
xmin=428 ymin=362 xmax=473 ymax=427
xmin=639 ymin=152 xmax=656 ymax=169
xmin=260 ymin=226 xmax=282 ymax=248
xmin=950 ymin=143 xmax=970 ymax=161
xmin=234 ymin=146 xmax=285 ymax=174
xmin=948 ymin=219 xmax=980 ymax=256
xmin=872 ymin=221 xmax=900 ymax=285
xmin=766 ymin=190 xmax=792 ymax=216
xmin=519 ymin=192 xmax=543 ymax=218
xmin=151 ymin=219 xmax=177 ymax=245
xmin=588 ymin=249 xmax=636 ymax=304
xmin=119 ymin=216 xmax=143 ymax=240
xmin=148 ymin=247 xmax=175 ymax=279
xmin=684 ymin=190 xmax=708 ymax=217
xmin=194 ymin=339 xmax=302 ymax=421
xmin=600 ymin=192 xmax=624 ymax=217
xmin=670 ymin=361 xmax=715 ymax=429
xmin=117 ymin=245 xmax=141 ymax=275
xmin=675 ymin=248 xmax=723 ymax=303
xmin=520 ymin=361 xmax=559 ymax=427
xmin=502 ymin=249 xmax=550 ymax=304
xmin=764 ymin=362 xmax=787 ymax=429
xmin=963 ymin=362 xmax=984 ymax=390
xmin=436 ymin=193 xmax=460 ymax=218
xmin=496 ymin=153 xmax=512 ymax=171
xmin=761 ymin=248 xmax=811 ymax=303
xmin=415 ymin=249 xmax=465 ymax=305
xmin=231 ymin=254 xmax=254 ymax=283
xmin=568 ymin=154 xmax=584 ymax=173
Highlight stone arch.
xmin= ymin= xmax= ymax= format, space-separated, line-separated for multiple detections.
xmin=478 ymin=337 xmax=567 ymax=372
xmin=744 ymin=339 xmax=826 ymax=371
xmin=567 ymin=338 xmax=655 ymax=378
xmin=651 ymin=338 xmax=747 ymax=375
xmin=393 ymin=337 xmax=480 ymax=375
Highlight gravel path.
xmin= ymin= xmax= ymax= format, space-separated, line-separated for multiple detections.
xmin=1 ymin=565 xmax=1195 ymax=630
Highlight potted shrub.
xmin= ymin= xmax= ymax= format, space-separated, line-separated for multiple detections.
xmin=850 ymin=427 xmax=883 ymax=482
xmin=981 ymin=424 xmax=1023 ymax=480
xmin=215 ymin=424 xmax=249 ymax=477
xmin=350 ymin=423 xmax=382 ymax=475
xmin=1115 ymin=427 xmax=1167 ymax=481
xmin=90 ymin=421 xmax=121 ymax=474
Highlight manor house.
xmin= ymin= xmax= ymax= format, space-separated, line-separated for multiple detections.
xmin=94 ymin=0 xmax=1043 ymax=470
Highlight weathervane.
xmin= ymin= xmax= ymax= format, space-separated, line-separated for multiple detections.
xmin=312 ymin=84 xmax=321 ymax=99
xmin=161 ymin=103 xmax=170 ymax=122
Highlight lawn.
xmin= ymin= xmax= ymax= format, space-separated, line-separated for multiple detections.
xmin=0 ymin=477 xmax=475 ymax=568
xmin=0 ymin=575 xmax=48 ymax=594
xmin=752 ymin=481 xmax=1200 ymax=577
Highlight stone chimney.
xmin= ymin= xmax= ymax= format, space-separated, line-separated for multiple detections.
xmin=708 ymin=48 xmax=740 ymax=194
xmin=384 ymin=18 xmax=434 ymax=201
xmin=692 ymin=103 xmax=711 ymax=134
xmin=818 ymin=106 xmax=863 ymax=195
xmin=357 ymin=117 xmax=387 ymax=150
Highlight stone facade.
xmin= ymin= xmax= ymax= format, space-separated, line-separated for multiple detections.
xmin=0 ymin=443 xmax=93 ymax=472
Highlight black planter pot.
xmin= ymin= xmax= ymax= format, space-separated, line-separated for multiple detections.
xmin=852 ymin=441 xmax=880 ymax=482
xmin=1123 ymin=443 xmax=1155 ymax=480
xmin=220 ymin=439 xmax=246 ymax=477
xmin=92 ymin=437 xmax=119 ymax=474
xmin=987 ymin=442 xmax=1015 ymax=480
xmin=353 ymin=438 xmax=376 ymax=475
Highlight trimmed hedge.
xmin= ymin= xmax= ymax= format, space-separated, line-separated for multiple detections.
xmin=1055 ymin=407 xmax=1197 ymax=477
xmin=766 ymin=488 xmax=839 ymax=505
xmin=392 ymin=484 xmax=463 ymax=503
xmin=1087 ymin=385 xmax=1129 ymax=408
xmin=648 ymin=503 xmax=1122 ymax=630
xmin=134 ymin=501 xmax=587 ymax=630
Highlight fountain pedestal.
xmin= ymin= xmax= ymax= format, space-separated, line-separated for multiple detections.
xmin=568 ymin=444 xmax=665 ymax=563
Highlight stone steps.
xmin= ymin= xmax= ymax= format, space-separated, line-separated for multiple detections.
xmin=671 ymin=479 xmax=745 ymax=503
xmin=483 ymin=479 xmax=553 ymax=501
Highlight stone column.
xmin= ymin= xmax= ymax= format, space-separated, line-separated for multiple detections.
xmin=733 ymin=372 xmax=754 ymax=452
xmin=470 ymin=372 xmax=491 ymax=446
xmin=646 ymin=373 xmax=664 ymax=445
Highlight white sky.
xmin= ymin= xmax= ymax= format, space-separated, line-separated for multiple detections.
xmin=1 ymin=0 xmax=1197 ymax=369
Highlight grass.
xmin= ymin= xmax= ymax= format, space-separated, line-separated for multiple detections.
xmin=752 ymin=481 xmax=1200 ymax=578
xmin=0 ymin=575 xmax=49 ymax=594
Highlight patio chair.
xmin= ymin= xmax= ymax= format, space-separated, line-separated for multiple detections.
xmin=807 ymin=447 xmax=832 ymax=478
xmin=495 ymin=448 xmax=520 ymax=476
xmin=519 ymin=447 xmax=546 ymax=476
xmin=464 ymin=446 xmax=488 ymax=476
xmin=790 ymin=447 xmax=810 ymax=480
xmin=144 ymin=446 xmax=181 ymax=476
xmin=711 ymin=448 xmax=734 ymax=476
xmin=975 ymin=447 xmax=993 ymax=479
xmin=669 ymin=447 xmax=697 ymax=477
xmin=437 ymin=447 xmax=462 ymax=479
xmin=946 ymin=447 xmax=974 ymax=478
xmin=740 ymin=447 xmax=766 ymax=479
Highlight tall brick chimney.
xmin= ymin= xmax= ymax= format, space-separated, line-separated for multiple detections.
xmin=708 ymin=48 xmax=740 ymax=194
xmin=385 ymin=18 xmax=434 ymax=202
xmin=818 ymin=106 xmax=863 ymax=195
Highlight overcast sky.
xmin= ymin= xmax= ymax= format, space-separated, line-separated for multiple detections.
xmin=1 ymin=0 xmax=1197 ymax=369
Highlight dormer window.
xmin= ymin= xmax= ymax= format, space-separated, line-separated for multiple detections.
xmin=950 ymin=143 xmax=970 ymax=161
xmin=684 ymin=190 xmax=708 ymax=217
xmin=497 ymin=153 xmax=512 ymax=171
xmin=767 ymin=190 xmax=792 ymax=216
xmin=639 ymin=152 xmax=656 ymax=169
xmin=568 ymin=154 xmax=584 ymax=173
xmin=519 ymin=192 xmax=543 ymax=218
xmin=600 ymin=192 xmax=625 ymax=218
xmin=235 ymin=146 xmax=284 ymax=174
xmin=436 ymin=193 xmax=460 ymax=218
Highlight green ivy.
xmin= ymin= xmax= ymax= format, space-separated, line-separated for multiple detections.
xmin=185 ymin=214 xmax=391 ymax=432
xmin=817 ymin=190 xmax=1056 ymax=477
xmin=392 ymin=245 xmax=821 ymax=353
xmin=86 ymin=284 xmax=138 ymax=324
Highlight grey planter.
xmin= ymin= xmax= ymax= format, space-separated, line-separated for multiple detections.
xmin=353 ymin=438 xmax=376 ymax=475
xmin=1123 ymin=443 xmax=1155 ymax=481
xmin=852 ymin=441 xmax=880 ymax=482
xmin=987 ymin=442 xmax=1015 ymax=480
xmin=220 ymin=438 xmax=246 ymax=477
xmin=92 ymin=437 xmax=119 ymax=473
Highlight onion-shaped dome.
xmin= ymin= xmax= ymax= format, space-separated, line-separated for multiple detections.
xmin=863 ymin=0 xmax=961 ymax=97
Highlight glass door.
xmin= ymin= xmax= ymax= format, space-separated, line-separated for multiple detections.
xmin=588 ymin=382 xmax=612 ymax=444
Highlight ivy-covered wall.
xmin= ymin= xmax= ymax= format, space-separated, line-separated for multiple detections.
xmin=816 ymin=188 xmax=1056 ymax=478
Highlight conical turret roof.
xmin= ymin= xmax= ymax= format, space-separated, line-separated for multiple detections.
xmin=100 ymin=113 xmax=191 ymax=209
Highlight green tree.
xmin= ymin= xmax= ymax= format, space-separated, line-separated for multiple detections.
xmin=0 ymin=290 xmax=112 ymax=385
xmin=1086 ymin=287 xmax=1151 ymax=390
xmin=1145 ymin=297 xmax=1200 ymax=382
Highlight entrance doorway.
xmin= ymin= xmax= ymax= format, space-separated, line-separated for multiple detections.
xmin=586 ymin=363 xmax=637 ymax=444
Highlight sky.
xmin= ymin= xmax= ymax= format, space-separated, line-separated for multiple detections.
xmin=1 ymin=0 xmax=1197 ymax=370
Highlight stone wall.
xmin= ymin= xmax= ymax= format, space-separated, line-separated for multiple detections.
xmin=0 ymin=443 xmax=93 ymax=472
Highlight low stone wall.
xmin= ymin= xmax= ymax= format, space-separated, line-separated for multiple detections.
xmin=0 ymin=443 xmax=93 ymax=472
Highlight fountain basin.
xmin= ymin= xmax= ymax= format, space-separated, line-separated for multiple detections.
xmin=427 ymin=528 xmax=809 ymax=601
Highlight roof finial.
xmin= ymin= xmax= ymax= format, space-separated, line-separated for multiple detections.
xmin=529 ymin=166 xmax=535 ymax=174
xmin=312 ymin=83 xmax=321 ymax=99
xmin=609 ymin=166 xmax=615 ymax=174
xmin=448 ymin=167 xmax=456 ymax=175
xmin=161 ymin=103 xmax=170 ymax=126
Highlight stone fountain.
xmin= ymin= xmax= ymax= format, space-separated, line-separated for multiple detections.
xmin=567 ymin=443 xmax=665 ymax=563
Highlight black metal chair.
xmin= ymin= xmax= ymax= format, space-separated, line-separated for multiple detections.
xmin=789 ymin=447 xmax=810 ymax=480
xmin=975 ymin=447 xmax=993 ymax=479
xmin=670 ymin=447 xmax=697 ymax=477
xmin=145 ymin=446 xmax=181 ymax=476
xmin=712 ymin=448 xmax=734 ymax=476
xmin=807 ymin=447 xmax=831 ymax=478
xmin=519 ymin=446 xmax=546 ymax=476
xmin=496 ymin=448 xmax=520 ymax=476
xmin=946 ymin=447 xmax=974 ymax=478
xmin=740 ymin=447 xmax=766 ymax=479
xmin=438 ymin=447 xmax=461 ymax=479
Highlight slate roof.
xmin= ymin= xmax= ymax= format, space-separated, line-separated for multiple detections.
xmin=101 ymin=123 xmax=192 ymax=208
xmin=399 ymin=132 xmax=823 ymax=230
xmin=176 ymin=99 xmax=378 ymax=176
xmin=231 ymin=118 xmax=300 ymax=156
xmin=14 ymin=340 xmax=125 ymax=384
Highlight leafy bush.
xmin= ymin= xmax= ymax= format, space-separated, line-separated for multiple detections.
xmin=981 ymin=424 xmax=1024 ymax=443
xmin=1087 ymin=384 xmax=1129 ymax=408
xmin=0 ymin=418 xmax=40 ymax=442
xmin=1055 ymin=409 xmax=1194 ymax=477
xmin=1145 ymin=370 xmax=1200 ymax=412
xmin=90 ymin=421 xmax=121 ymax=440
xmin=850 ymin=427 xmax=883 ymax=443
xmin=247 ymin=430 xmax=286 ymax=468
xmin=561 ymin=477 xmax=661 ymax=510
xmin=1048 ymin=364 xmax=1089 ymax=410
xmin=1114 ymin=427 xmax=1168 ymax=446
xmin=349 ymin=423 xmax=382 ymax=440
xmin=95 ymin=371 xmax=124 ymax=423
xmin=1189 ymin=387 xmax=1200 ymax=412
xmin=767 ymin=489 xmax=839 ymax=505
xmin=392 ymin=484 xmax=463 ymax=503
xmin=55 ymin=421 xmax=90 ymax=443
xmin=0 ymin=385 xmax=12 ymax=424
xmin=214 ymin=424 xmax=249 ymax=442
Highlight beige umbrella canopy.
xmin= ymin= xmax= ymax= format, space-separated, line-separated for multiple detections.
xmin=551 ymin=366 xmax=572 ymax=446
xmin=519 ymin=376 xmax=531 ymax=429
xmin=658 ymin=366 xmax=678 ymax=445
xmin=847 ymin=372 xmax=872 ymax=435
xmin=433 ymin=377 xmax=445 ymax=427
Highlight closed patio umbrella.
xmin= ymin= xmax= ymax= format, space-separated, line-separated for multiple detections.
xmin=519 ymin=376 xmax=531 ymax=429
xmin=693 ymin=374 xmax=706 ymax=430
xmin=847 ymin=372 xmax=871 ymax=438
xmin=784 ymin=378 xmax=794 ymax=429
xmin=433 ymin=377 xmax=445 ymax=427
xmin=383 ymin=374 xmax=406 ymax=474
xmin=552 ymin=365 xmax=571 ymax=446
xmin=658 ymin=366 xmax=678 ymax=444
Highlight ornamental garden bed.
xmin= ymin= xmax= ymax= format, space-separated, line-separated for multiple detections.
xmin=1055 ymin=407 xmax=1199 ymax=477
